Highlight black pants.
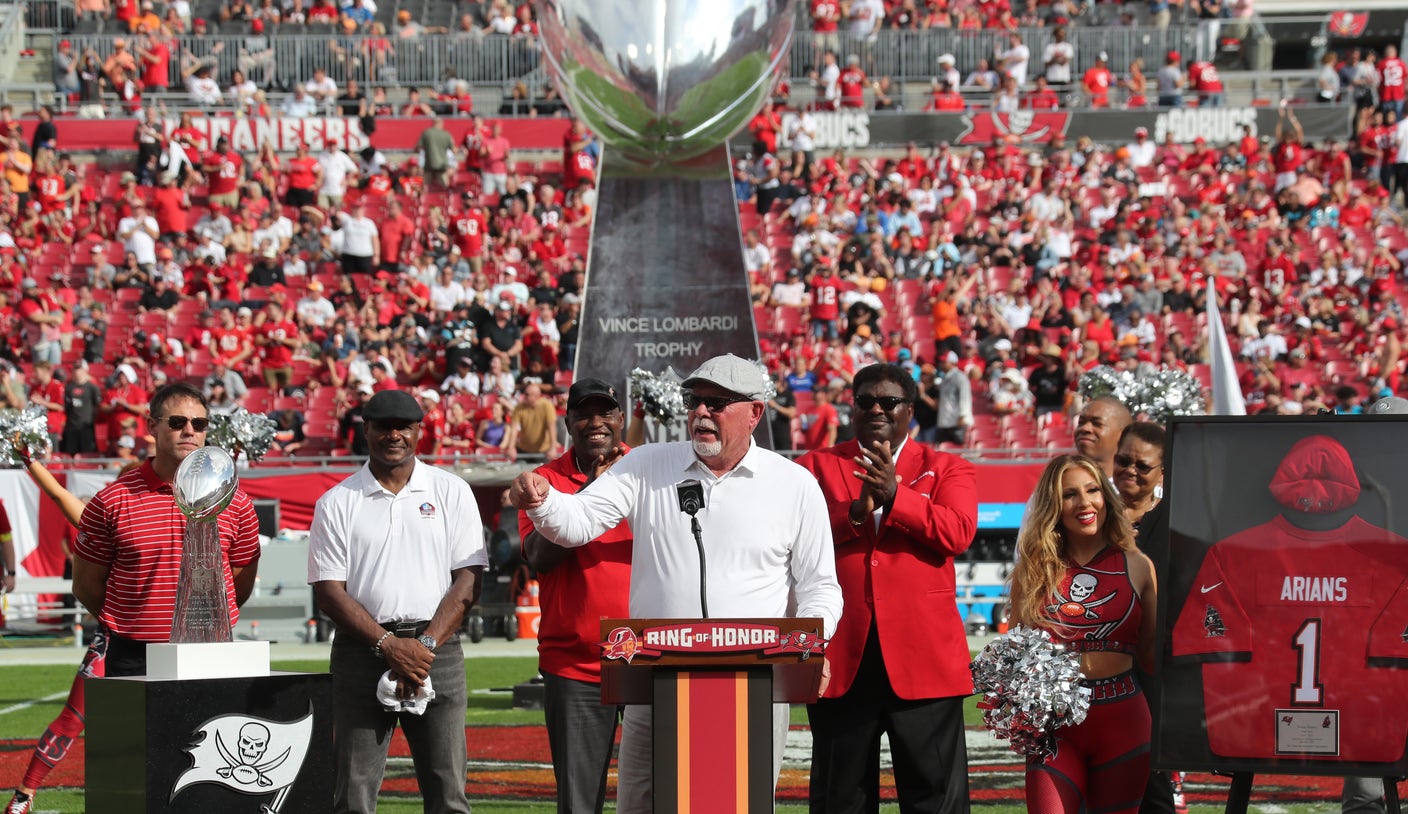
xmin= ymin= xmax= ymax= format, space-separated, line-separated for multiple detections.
xmin=809 ymin=628 xmax=970 ymax=813
xmin=104 ymin=632 xmax=150 ymax=677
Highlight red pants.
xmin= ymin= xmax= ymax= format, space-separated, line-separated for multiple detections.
xmin=1025 ymin=671 xmax=1151 ymax=814
xmin=22 ymin=630 xmax=106 ymax=790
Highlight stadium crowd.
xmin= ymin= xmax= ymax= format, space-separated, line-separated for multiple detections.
xmin=0 ymin=0 xmax=1405 ymax=467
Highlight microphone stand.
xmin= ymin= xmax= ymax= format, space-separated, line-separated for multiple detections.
xmin=690 ymin=513 xmax=707 ymax=618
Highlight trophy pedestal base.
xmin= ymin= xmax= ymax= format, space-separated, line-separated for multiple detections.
xmin=87 ymin=671 xmax=333 ymax=813
xmin=147 ymin=640 xmax=271 ymax=680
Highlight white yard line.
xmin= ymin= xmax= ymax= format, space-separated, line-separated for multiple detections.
xmin=0 ymin=690 xmax=67 ymax=716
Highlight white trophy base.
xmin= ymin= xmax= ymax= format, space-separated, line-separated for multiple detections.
xmin=145 ymin=640 xmax=271 ymax=680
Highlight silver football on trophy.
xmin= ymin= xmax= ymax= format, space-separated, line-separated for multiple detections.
xmin=535 ymin=0 xmax=796 ymax=167
xmin=173 ymin=446 xmax=239 ymax=521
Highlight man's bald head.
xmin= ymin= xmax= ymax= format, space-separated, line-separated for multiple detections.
xmin=1073 ymin=397 xmax=1133 ymax=474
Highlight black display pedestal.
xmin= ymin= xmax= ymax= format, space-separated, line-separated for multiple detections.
xmin=87 ymin=672 xmax=333 ymax=813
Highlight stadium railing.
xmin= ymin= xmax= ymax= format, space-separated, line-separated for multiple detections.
xmin=51 ymin=24 xmax=1209 ymax=91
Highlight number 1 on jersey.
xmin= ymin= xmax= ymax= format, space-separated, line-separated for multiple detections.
xmin=1291 ymin=619 xmax=1324 ymax=706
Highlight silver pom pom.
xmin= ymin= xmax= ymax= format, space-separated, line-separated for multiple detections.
xmin=1078 ymin=365 xmax=1204 ymax=424
xmin=206 ymin=408 xmax=279 ymax=462
xmin=0 ymin=406 xmax=52 ymax=467
xmin=971 ymin=625 xmax=1091 ymax=762
xmin=628 ymin=368 xmax=685 ymax=424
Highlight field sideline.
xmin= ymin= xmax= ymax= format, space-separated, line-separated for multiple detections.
xmin=0 ymin=649 xmax=1384 ymax=813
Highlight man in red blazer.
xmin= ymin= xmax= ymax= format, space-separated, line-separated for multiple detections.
xmin=797 ymin=363 xmax=978 ymax=814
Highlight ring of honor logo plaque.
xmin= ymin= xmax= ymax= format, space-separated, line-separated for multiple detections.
xmin=602 ymin=623 xmax=826 ymax=664
xmin=1171 ymin=435 xmax=1408 ymax=763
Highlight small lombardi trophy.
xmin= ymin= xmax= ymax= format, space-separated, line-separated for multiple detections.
xmin=169 ymin=446 xmax=240 ymax=643
xmin=535 ymin=0 xmax=796 ymax=447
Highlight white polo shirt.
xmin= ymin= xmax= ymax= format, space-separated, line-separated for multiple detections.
xmin=308 ymin=459 xmax=488 ymax=623
xmin=527 ymin=440 xmax=843 ymax=638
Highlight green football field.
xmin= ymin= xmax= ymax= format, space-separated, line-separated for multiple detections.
xmin=0 ymin=656 xmax=1376 ymax=812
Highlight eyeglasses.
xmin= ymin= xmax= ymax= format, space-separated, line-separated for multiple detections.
xmin=154 ymin=415 xmax=210 ymax=432
xmin=854 ymin=395 xmax=910 ymax=412
xmin=1113 ymin=454 xmax=1161 ymax=475
xmin=683 ymin=393 xmax=753 ymax=413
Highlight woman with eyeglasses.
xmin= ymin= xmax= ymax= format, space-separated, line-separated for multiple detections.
xmin=1113 ymin=422 xmax=1166 ymax=532
xmin=1112 ymin=421 xmax=1187 ymax=813
xmin=1009 ymin=453 xmax=1157 ymax=814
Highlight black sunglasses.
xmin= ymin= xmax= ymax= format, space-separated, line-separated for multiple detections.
xmin=1113 ymin=454 xmax=1161 ymax=476
xmin=683 ymin=393 xmax=753 ymax=412
xmin=854 ymin=395 xmax=910 ymax=412
xmin=154 ymin=415 xmax=210 ymax=432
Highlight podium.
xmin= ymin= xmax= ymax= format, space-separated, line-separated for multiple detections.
xmin=600 ymin=618 xmax=827 ymax=813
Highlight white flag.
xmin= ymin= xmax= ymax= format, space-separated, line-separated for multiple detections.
xmin=1206 ymin=289 xmax=1247 ymax=415
xmin=170 ymin=708 xmax=313 ymax=803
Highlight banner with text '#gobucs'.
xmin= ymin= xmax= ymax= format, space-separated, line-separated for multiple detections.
xmin=171 ymin=708 xmax=313 ymax=811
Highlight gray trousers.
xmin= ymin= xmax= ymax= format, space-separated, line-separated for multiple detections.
xmin=615 ymin=702 xmax=790 ymax=814
xmin=542 ymin=671 xmax=621 ymax=814
xmin=329 ymin=636 xmax=470 ymax=814
xmin=1343 ymin=776 xmax=1386 ymax=814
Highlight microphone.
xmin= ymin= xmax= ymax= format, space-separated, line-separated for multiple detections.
xmin=676 ymin=480 xmax=708 ymax=617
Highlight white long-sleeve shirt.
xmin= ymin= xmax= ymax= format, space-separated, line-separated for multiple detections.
xmin=526 ymin=440 xmax=842 ymax=638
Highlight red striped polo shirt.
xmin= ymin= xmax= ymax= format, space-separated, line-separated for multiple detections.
xmin=75 ymin=460 xmax=261 ymax=642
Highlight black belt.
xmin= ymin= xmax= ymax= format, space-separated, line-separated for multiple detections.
xmin=380 ymin=620 xmax=430 ymax=638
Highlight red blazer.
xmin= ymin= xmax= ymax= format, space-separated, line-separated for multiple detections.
xmin=797 ymin=440 xmax=978 ymax=699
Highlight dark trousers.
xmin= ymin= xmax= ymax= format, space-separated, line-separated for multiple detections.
xmin=1140 ymin=770 xmax=1176 ymax=813
xmin=809 ymin=630 xmax=970 ymax=814
xmin=104 ymin=632 xmax=149 ymax=677
xmin=542 ymin=671 xmax=621 ymax=814
xmin=329 ymin=635 xmax=469 ymax=814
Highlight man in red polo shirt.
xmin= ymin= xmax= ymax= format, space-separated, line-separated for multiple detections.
xmin=100 ymin=364 xmax=148 ymax=443
xmin=839 ymin=55 xmax=867 ymax=108
xmin=518 ymin=379 xmax=632 ymax=814
xmin=74 ymin=382 xmax=261 ymax=676
xmin=1082 ymin=52 xmax=1113 ymax=108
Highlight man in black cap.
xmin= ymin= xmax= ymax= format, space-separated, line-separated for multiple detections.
xmin=517 ymin=379 xmax=632 ymax=814
xmin=308 ymin=389 xmax=488 ymax=814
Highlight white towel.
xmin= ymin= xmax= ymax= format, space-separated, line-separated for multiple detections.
xmin=375 ymin=671 xmax=436 ymax=716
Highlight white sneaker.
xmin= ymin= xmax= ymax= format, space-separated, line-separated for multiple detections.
xmin=5 ymin=791 xmax=33 ymax=814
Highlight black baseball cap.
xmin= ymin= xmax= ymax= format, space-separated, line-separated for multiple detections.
xmin=566 ymin=378 xmax=620 ymax=412
xmin=363 ymin=390 xmax=424 ymax=423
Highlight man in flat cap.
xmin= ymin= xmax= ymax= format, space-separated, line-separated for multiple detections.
xmin=510 ymin=354 xmax=842 ymax=813
xmin=308 ymin=390 xmax=488 ymax=814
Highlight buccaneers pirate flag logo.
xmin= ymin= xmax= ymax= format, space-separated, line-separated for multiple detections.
xmin=170 ymin=709 xmax=314 ymax=812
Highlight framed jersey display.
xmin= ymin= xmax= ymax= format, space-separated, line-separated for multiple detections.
xmin=1155 ymin=417 xmax=1408 ymax=775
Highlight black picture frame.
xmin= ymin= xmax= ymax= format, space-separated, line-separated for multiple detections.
xmin=1153 ymin=415 xmax=1408 ymax=776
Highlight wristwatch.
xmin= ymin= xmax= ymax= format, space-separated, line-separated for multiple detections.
xmin=417 ymin=634 xmax=438 ymax=651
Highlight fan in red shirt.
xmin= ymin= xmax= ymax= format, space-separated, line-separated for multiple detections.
xmin=416 ymin=389 xmax=448 ymax=457
xmin=284 ymin=142 xmax=320 ymax=208
xmin=1024 ymin=76 xmax=1060 ymax=110
xmin=1187 ymin=59 xmax=1224 ymax=105
xmin=839 ymin=55 xmax=867 ymax=108
xmin=811 ymin=0 xmax=841 ymax=33
xmin=150 ymin=176 xmax=188 ymax=237
xmin=29 ymin=167 xmax=71 ymax=219
xmin=377 ymin=198 xmax=416 ymax=272
xmin=809 ymin=265 xmax=845 ymax=340
xmin=201 ymin=137 xmax=244 ymax=208
xmin=1379 ymin=45 xmax=1405 ymax=114
xmin=1082 ymin=53 xmax=1113 ymax=107
xmin=925 ymin=81 xmax=966 ymax=111
xmin=453 ymin=203 xmax=489 ymax=273
xmin=100 ymin=365 xmax=149 ymax=441
xmin=747 ymin=101 xmax=783 ymax=155
xmin=255 ymin=301 xmax=300 ymax=391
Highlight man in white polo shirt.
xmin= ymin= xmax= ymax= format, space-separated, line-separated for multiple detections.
xmin=308 ymin=390 xmax=487 ymax=814
xmin=510 ymin=353 xmax=843 ymax=814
